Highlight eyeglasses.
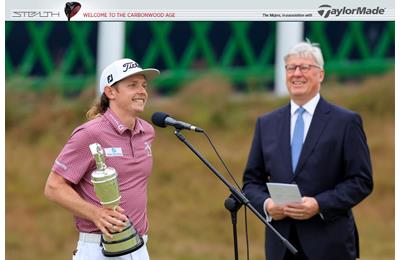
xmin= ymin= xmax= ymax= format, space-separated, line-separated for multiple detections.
xmin=285 ymin=64 xmax=321 ymax=73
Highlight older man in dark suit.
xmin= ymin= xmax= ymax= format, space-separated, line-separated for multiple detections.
xmin=242 ymin=41 xmax=373 ymax=260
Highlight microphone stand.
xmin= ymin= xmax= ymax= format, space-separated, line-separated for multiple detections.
xmin=224 ymin=196 xmax=242 ymax=260
xmin=174 ymin=130 xmax=297 ymax=259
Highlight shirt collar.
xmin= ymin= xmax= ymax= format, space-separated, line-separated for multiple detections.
xmin=290 ymin=93 xmax=320 ymax=116
xmin=133 ymin=118 xmax=145 ymax=135
xmin=103 ymin=109 xmax=145 ymax=135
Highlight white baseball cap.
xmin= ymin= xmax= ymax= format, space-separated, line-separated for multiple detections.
xmin=99 ymin=58 xmax=160 ymax=94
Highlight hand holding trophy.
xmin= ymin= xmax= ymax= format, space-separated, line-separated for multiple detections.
xmin=89 ymin=143 xmax=144 ymax=257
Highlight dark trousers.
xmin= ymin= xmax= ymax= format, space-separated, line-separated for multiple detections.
xmin=283 ymin=225 xmax=308 ymax=260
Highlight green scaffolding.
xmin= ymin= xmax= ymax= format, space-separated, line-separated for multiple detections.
xmin=5 ymin=21 xmax=394 ymax=94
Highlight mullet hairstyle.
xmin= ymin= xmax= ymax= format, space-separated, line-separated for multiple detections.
xmin=86 ymin=84 xmax=119 ymax=120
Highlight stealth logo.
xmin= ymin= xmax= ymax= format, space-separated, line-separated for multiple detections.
xmin=317 ymin=4 xmax=385 ymax=18
xmin=12 ymin=11 xmax=60 ymax=18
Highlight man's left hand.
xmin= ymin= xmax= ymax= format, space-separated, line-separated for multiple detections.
xmin=283 ymin=197 xmax=320 ymax=220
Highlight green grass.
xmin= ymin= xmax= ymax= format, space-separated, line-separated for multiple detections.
xmin=5 ymin=72 xmax=394 ymax=259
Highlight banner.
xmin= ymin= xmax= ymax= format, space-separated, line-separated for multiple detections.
xmin=5 ymin=0 xmax=395 ymax=21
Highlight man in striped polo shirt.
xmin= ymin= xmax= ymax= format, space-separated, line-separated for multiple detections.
xmin=45 ymin=58 xmax=160 ymax=260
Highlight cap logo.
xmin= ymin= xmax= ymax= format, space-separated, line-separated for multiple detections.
xmin=107 ymin=74 xmax=113 ymax=83
xmin=122 ymin=62 xmax=140 ymax=72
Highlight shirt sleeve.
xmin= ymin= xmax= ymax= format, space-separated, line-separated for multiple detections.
xmin=263 ymin=198 xmax=272 ymax=222
xmin=51 ymin=127 xmax=95 ymax=184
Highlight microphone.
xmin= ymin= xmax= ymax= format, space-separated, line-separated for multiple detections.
xmin=151 ymin=112 xmax=204 ymax=132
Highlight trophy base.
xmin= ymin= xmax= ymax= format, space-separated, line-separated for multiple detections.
xmin=100 ymin=221 xmax=144 ymax=257
xmin=101 ymin=236 xmax=144 ymax=257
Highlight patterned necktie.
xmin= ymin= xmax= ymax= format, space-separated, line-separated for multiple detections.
xmin=292 ymin=107 xmax=305 ymax=173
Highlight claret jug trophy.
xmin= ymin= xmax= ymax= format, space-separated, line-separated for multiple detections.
xmin=89 ymin=143 xmax=144 ymax=257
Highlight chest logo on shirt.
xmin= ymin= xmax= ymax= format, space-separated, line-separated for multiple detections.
xmin=104 ymin=147 xmax=123 ymax=157
xmin=144 ymin=142 xmax=152 ymax=157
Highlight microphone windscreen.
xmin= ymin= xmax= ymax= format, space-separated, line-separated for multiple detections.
xmin=151 ymin=112 xmax=169 ymax=128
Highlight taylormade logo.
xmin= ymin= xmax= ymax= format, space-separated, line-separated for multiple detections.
xmin=317 ymin=5 xmax=385 ymax=18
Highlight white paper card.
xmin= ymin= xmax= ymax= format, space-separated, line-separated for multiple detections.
xmin=266 ymin=183 xmax=302 ymax=205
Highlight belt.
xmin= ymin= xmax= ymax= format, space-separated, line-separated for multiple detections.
xmin=79 ymin=232 xmax=148 ymax=244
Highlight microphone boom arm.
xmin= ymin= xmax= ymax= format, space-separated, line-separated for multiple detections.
xmin=173 ymin=130 xmax=297 ymax=255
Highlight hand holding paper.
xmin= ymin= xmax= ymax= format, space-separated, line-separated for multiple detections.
xmin=284 ymin=197 xmax=320 ymax=220
xmin=265 ymin=183 xmax=321 ymax=220
xmin=266 ymin=183 xmax=302 ymax=205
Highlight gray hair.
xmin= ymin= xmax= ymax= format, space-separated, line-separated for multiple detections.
xmin=284 ymin=40 xmax=324 ymax=69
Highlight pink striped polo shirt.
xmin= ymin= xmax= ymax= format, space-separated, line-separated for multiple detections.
xmin=52 ymin=108 xmax=155 ymax=236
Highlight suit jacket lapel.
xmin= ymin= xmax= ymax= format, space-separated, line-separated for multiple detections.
xmin=277 ymin=104 xmax=293 ymax=179
xmin=294 ymin=97 xmax=331 ymax=175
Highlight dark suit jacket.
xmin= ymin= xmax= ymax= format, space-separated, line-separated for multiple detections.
xmin=242 ymin=97 xmax=373 ymax=260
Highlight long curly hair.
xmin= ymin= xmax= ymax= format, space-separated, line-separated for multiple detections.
xmin=86 ymin=93 xmax=110 ymax=120
xmin=86 ymin=84 xmax=119 ymax=120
